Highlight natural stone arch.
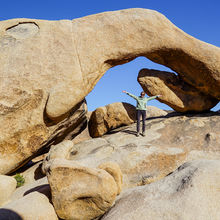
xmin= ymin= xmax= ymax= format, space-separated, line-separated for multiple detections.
xmin=1 ymin=9 xmax=219 ymax=120
xmin=64 ymin=8 xmax=220 ymax=115
xmin=0 ymin=8 xmax=220 ymax=174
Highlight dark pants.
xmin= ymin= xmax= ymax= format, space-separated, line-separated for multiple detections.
xmin=136 ymin=110 xmax=146 ymax=133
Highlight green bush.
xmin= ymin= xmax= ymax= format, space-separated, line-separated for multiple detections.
xmin=14 ymin=173 xmax=25 ymax=187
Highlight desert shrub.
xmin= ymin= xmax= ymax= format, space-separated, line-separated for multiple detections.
xmin=14 ymin=173 xmax=25 ymax=187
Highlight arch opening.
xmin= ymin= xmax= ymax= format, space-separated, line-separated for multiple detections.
xmin=86 ymin=56 xmax=173 ymax=112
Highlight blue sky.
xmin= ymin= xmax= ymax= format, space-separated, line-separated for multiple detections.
xmin=1 ymin=0 xmax=219 ymax=111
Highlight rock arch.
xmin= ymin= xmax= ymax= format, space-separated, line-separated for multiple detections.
xmin=0 ymin=8 xmax=220 ymax=174
xmin=67 ymin=8 xmax=220 ymax=114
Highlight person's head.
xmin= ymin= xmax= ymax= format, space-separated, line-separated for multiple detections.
xmin=140 ymin=91 xmax=145 ymax=97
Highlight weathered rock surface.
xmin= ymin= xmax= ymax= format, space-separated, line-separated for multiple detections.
xmin=0 ymin=175 xmax=17 ymax=206
xmin=138 ymin=68 xmax=218 ymax=112
xmin=68 ymin=112 xmax=220 ymax=188
xmin=0 ymin=98 xmax=87 ymax=175
xmin=2 ymin=192 xmax=58 ymax=220
xmin=89 ymin=102 xmax=167 ymax=137
xmin=72 ymin=8 xmax=220 ymax=101
xmin=47 ymin=158 xmax=121 ymax=220
xmin=0 ymin=8 xmax=220 ymax=174
xmin=98 ymin=161 xmax=123 ymax=195
xmin=101 ymin=160 xmax=220 ymax=220
xmin=42 ymin=140 xmax=74 ymax=174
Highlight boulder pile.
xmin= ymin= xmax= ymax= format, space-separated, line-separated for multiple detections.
xmin=0 ymin=111 xmax=220 ymax=219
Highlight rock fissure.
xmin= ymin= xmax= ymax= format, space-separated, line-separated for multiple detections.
xmin=6 ymin=22 xmax=39 ymax=40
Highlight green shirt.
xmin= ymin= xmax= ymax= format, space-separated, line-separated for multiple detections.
xmin=126 ymin=92 xmax=158 ymax=110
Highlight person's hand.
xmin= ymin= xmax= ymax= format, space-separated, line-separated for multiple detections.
xmin=157 ymin=95 xmax=162 ymax=97
xmin=122 ymin=90 xmax=127 ymax=93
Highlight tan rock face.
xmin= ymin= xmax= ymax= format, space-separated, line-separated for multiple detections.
xmin=72 ymin=9 xmax=220 ymax=100
xmin=2 ymin=192 xmax=58 ymax=220
xmin=41 ymin=140 xmax=74 ymax=174
xmin=46 ymin=158 xmax=120 ymax=220
xmin=89 ymin=102 xmax=136 ymax=137
xmin=98 ymin=161 xmax=123 ymax=195
xmin=138 ymin=68 xmax=218 ymax=112
xmin=0 ymin=175 xmax=17 ymax=206
xmin=0 ymin=8 xmax=220 ymax=173
xmin=102 ymin=160 xmax=220 ymax=220
xmin=0 ymin=98 xmax=87 ymax=175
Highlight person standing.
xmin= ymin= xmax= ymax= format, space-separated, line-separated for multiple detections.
xmin=122 ymin=90 xmax=161 ymax=137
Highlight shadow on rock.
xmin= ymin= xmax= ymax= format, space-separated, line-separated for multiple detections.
xmin=23 ymin=184 xmax=51 ymax=201
xmin=34 ymin=163 xmax=45 ymax=181
xmin=0 ymin=208 xmax=22 ymax=220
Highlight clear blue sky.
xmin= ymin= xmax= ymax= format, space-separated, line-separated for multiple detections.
xmin=1 ymin=0 xmax=219 ymax=111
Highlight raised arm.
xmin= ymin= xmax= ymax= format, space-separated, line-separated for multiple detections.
xmin=146 ymin=95 xmax=161 ymax=101
xmin=122 ymin=90 xmax=138 ymax=100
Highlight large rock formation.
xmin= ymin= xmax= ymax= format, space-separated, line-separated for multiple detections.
xmin=46 ymin=158 xmax=121 ymax=220
xmin=0 ymin=8 xmax=220 ymax=174
xmin=138 ymin=68 xmax=219 ymax=112
xmin=102 ymin=160 xmax=220 ymax=220
xmin=70 ymin=8 xmax=220 ymax=101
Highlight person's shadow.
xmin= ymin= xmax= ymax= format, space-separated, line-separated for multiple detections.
xmin=120 ymin=129 xmax=137 ymax=135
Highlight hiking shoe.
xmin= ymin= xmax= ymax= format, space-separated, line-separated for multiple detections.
xmin=136 ymin=132 xmax=140 ymax=137
xmin=142 ymin=132 xmax=146 ymax=137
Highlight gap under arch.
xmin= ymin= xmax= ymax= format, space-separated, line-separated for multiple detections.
xmin=86 ymin=56 xmax=173 ymax=112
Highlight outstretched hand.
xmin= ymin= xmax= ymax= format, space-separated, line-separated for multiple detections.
xmin=122 ymin=90 xmax=127 ymax=93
